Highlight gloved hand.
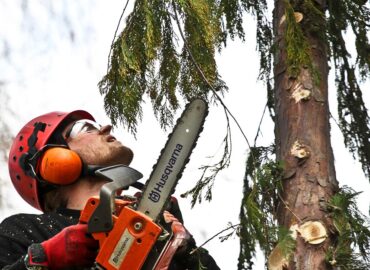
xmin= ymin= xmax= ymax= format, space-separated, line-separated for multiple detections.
xmin=163 ymin=213 xmax=220 ymax=270
xmin=27 ymin=224 xmax=98 ymax=270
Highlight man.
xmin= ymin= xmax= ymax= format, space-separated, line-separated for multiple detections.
xmin=0 ymin=110 xmax=219 ymax=270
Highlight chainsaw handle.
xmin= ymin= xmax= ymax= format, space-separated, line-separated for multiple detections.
xmin=88 ymin=165 xmax=143 ymax=233
xmin=153 ymin=221 xmax=191 ymax=270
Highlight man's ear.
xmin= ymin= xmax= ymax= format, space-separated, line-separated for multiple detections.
xmin=39 ymin=147 xmax=83 ymax=185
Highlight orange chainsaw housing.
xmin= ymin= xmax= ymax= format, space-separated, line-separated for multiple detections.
xmin=80 ymin=197 xmax=188 ymax=270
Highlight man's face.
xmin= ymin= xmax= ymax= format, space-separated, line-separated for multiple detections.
xmin=62 ymin=119 xmax=134 ymax=166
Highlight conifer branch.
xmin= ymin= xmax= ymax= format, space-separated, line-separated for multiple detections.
xmin=327 ymin=1 xmax=370 ymax=180
xmin=172 ymin=0 xmax=262 ymax=206
xmin=190 ymin=223 xmax=241 ymax=255
xmin=172 ymin=0 xmax=251 ymax=149
xmin=325 ymin=186 xmax=370 ymax=268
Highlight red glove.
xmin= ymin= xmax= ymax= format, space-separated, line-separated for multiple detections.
xmin=40 ymin=224 xmax=98 ymax=269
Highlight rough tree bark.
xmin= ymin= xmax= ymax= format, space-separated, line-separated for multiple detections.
xmin=273 ymin=0 xmax=339 ymax=269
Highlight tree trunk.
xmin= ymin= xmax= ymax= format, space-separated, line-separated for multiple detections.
xmin=273 ymin=1 xmax=338 ymax=269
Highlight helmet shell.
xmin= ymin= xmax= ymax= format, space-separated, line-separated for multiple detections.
xmin=8 ymin=110 xmax=94 ymax=211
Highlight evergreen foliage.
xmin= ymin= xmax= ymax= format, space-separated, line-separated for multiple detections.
xmin=238 ymin=146 xmax=288 ymax=269
xmin=99 ymin=0 xmax=227 ymax=134
xmin=98 ymin=0 xmax=272 ymax=134
xmin=327 ymin=0 xmax=370 ymax=180
xmin=325 ymin=186 xmax=370 ymax=269
xmin=275 ymin=227 xmax=296 ymax=264
xmin=284 ymin=0 xmax=319 ymax=81
xmin=181 ymin=118 xmax=232 ymax=206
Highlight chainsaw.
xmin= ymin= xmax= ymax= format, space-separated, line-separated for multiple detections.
xmin=79 ymin=99 xmax=208 ymax=270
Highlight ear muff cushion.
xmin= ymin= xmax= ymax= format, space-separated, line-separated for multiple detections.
xmin=39 ymin=147 xmax=82 ymax=185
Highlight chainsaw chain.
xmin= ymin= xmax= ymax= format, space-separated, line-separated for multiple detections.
xmin=135 ymin=99 xmax=208 ymax=222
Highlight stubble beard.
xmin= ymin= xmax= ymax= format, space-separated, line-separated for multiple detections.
xmin=79 ymin=140 xmax=133 ymax=166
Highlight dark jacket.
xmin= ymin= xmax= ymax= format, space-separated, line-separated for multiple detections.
xmin=0 ymin=209 xmax=80 ymax=269
xmin=0 ymin=206 xmax=220 ymax=270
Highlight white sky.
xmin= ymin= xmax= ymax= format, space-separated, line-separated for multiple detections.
xmin=0 ymin=1 xmax=369 ymax=269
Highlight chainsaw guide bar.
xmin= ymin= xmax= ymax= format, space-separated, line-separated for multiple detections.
xmin=136 ymin=98 xmax=208 ymax=222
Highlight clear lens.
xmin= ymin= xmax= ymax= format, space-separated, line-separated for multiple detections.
xmin=67 ymin=119 xmax=101 ymax=139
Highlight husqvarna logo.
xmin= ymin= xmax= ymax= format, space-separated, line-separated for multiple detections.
xmin=109 ymin=229 xmax=134 ymax=268
xmin=148 ymin=143 xmax=183 ymax=202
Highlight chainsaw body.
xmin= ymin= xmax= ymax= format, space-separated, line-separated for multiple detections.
xmin=80 ymin=196 xmax=188 ymax=270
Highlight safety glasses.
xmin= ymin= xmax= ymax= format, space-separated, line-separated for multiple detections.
xmin=65 ymin=119 xmax=102 ymax=139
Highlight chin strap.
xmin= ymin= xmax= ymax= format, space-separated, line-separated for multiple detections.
xmin=83 ymin=165 xmax=104 ymax=177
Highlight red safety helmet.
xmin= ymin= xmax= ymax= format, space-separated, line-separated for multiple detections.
xmin=8 ymin=110 xmax=94 ymax=211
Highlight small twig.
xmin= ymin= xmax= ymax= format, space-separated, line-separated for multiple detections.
xmin=107 ymin=0 xmax=131 ymax=73
xmin=329 ymin=111 xmax=341 ymax=131
xmin=189 ymin=223 xmax=241 ymax=255
xmin=253 ymin=102 xmax=268 ymax=147
xmin=278 ymin=193 xmax=302 ymax=223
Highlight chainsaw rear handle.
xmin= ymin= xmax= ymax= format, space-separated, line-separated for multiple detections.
xmin=153 ymin=221 xmax=191 ymax=270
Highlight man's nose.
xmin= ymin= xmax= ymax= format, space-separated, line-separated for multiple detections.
xmin=99 ymin=125 xmax=112 ymax=134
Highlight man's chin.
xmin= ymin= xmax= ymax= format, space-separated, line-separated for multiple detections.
xmin=122 ymin=147 xmax=134 ymax=165
xmin=111 ymin=145 xmax=134 ymax=166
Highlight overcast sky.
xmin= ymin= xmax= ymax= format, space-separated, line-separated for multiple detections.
xmin=0 ymin=1 xmax=369 ymax=269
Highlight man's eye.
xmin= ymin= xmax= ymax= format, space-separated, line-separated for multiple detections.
xmin=83 ymin=124 xmax=98 ymax=133
xmin=79 ymin=126 xmax=88 ymax=133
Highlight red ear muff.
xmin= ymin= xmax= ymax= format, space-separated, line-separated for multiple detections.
xmin=39 ymin=147 xmax=82 ymax=185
